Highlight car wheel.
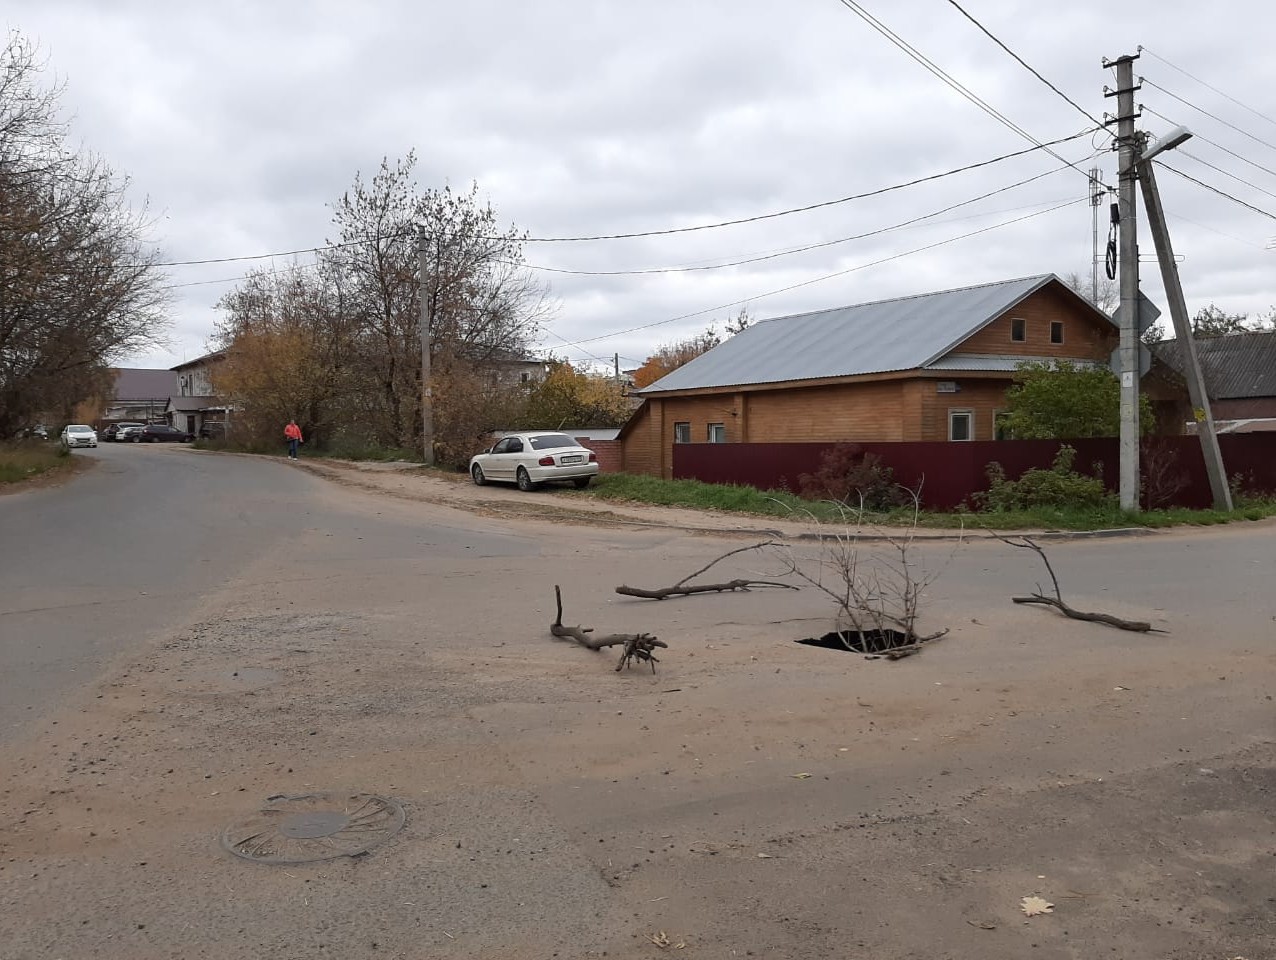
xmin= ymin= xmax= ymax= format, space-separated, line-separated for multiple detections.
xmin=573 ymin=476 xmax=591 ymax=489
xmin=471 ymin=464 xmax=487 ymax=486
xmin=516 ymin=467 xmax=537 ymax=492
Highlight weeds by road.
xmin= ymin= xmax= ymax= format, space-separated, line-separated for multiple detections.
xmin=576 ymin=472 xmax=1276 ymax=531
xmin=0 ymin=441 xmax=75 ymax=485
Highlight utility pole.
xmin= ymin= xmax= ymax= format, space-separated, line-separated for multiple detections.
xmin=1088 ymin=167 xmax=1103 ymax=305
xmin=418 ymin=228 xmax=434 ymax=467
xmin=1137 ymin=151 xmax=1232 ymax=509
xmin=613 ymin=353 xmax=620 ymax=386
xmin=1106 ymin=54 xmax=1141 ymax=511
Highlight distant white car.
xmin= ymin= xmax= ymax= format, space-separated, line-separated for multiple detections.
xmin=61 ymin=424 xmax=98 ymax=448
xmin=469 ymin=431 xmax=599 ymax=491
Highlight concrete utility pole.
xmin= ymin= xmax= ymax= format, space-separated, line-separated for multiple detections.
xmin=418 ymin=229 xmax=435 ymax=467
xmin=1106 ymin=54 xmax=1141 ymax=511
xmin=1137 ymin=147 xmax=1233 ymax=509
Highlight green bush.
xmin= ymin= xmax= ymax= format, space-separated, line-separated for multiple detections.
xmin=974 ymin=445 xmax=1113 ymax=512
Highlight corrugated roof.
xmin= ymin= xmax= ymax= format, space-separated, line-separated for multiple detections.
xmin=1152 ymin=330 xmax=1276 ymax=399
xmin=639 ymin=275 xmax=1057 ymax=393
xmin=114 ymin=368 xmax=178 ymax=400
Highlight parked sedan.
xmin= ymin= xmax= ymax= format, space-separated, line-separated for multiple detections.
xmin=469 ymin=432 xmax=599 ymax=491
xmin=139 ymin=424 xmax=194 ymax=443
xmin=104 ymin=422 xmax=143 ymax=441
xmin=60 ymin=424 xmax=98 ymax=448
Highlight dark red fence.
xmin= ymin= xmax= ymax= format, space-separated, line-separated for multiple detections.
xmin=672 ymin=434 xmax=1276 ymax=510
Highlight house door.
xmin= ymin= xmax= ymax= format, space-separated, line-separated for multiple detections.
xmin=186 ymin=415 xmax=196 ymax=435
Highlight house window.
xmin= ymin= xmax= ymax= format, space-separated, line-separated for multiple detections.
xmin=707 ymin=422 xmax=726 ymax=443
xmin=673 ymin=422 xmax=691 ymax=444
xmin=948 ymin=410 xmax=973 ymax=442
xmin=1011 ymin=317 xmax=1027 ymax=342
xmin=1050 ymin=320 xmax=1064 ymax=345
xmin=994 ymin=411 xmax=1012 ymax=440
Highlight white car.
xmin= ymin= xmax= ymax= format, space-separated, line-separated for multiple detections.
xmin=61 ymin=424 xmax=98 ymax=448
xmin=469 ymin=432 xmax=599 ymax=491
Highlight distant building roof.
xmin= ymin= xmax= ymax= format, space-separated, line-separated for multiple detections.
xmin=1152 ymin=330 xmax=1276 ymax=399
xmin=171 ymin=350 xmax=225 ymax=371
xmin=636 ymin=274 xmax=1107 ymax=393
xmin=166 ymin=396 xmax=223 ymax=412
xmin=114 ymin=368 xmax=178 ymax=400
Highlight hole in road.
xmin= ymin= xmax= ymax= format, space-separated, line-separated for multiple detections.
xmin=796 ymin=629 xmax=910 ymax=654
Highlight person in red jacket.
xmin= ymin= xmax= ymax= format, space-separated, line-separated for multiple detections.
xmin=284 ymin=419 xmax=303 ymax=460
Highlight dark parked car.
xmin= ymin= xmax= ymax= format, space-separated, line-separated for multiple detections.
xmin=139 ymin=424 xmax=194 ymax=443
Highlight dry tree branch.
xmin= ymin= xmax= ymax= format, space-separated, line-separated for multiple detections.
xmin=550 ymin=585 xmax=668 ymax=671
xmin=986 ymin=532 xmax=1162 ymax=633
xmin=615 ymin=540 xmax=799 ymax=600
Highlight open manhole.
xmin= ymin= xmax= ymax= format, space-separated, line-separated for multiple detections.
xmin=796 ymin=629 xmax=911 ymax=654
xmin=221 ymin=793 xmax=405 ymax=865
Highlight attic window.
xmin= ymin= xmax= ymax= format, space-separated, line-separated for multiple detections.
xmin=1050 ymin=320 xmax=1064 ymax=344
xmin=1011 ymin=317 xmax=1027 ymax=342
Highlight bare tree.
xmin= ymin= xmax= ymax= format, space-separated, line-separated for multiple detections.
xmin=0 ymin=31 xmax=168 ymax=435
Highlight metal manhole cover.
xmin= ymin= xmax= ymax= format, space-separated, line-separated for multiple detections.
xmin=221 ymin=793 xmax=405 ymax=865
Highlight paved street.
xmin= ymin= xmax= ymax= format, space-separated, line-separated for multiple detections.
xmin=1 ymin=446 xmax=1273 ymax=959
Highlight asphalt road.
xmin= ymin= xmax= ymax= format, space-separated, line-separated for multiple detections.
xmin=0 ymin=444 xmax=530 ymax=741
xmin=0 ymin=447 xmax=1273 ymax=960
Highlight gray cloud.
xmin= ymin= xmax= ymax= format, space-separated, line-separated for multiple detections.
xmin=11 ymin=0 xmax=1275 ymax=371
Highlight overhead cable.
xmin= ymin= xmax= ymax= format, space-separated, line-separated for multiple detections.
xmin=1156 ymin=163 xmax=1276 ymax=222
xmin=1143 ymin=106 xmax=1276 ymax=181
xmin=1142 ymin=78 xmax=1276 ymax=154
xmin=832 ymin=0 xmax=1103 ymax=183
xmin=515 ymin=161 xmax=1088 ymax=277
xmin=1139 ymin=45 xmax=1276 ymax=132
xmin=945 ymin=0 xmax=1107 ymax=130
xmin=563 ymin=198 xmax=1085 ymax=349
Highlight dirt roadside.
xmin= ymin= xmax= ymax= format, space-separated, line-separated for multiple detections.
xmin=2 ymin=459 xmax=1272 ymax=959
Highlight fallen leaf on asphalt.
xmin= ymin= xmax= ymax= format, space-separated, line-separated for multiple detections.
xmin=1020 ymin=896 xmax=1054 ymax=916
xmin=791 ymin=772 xmax=812 ymax=780
xmin=966 ymin=919 xmax=997 ymax=930
xmin=648 ymin=931 xmax=671 ymax=948
xmin=756 ymin=852 xmax=773 ymax=858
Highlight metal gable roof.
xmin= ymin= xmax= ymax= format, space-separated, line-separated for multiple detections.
xmin=638 ymin=275 xmax=1056 ymax=393
xmin=1151 ymin=330 xmax=1276 ymax=399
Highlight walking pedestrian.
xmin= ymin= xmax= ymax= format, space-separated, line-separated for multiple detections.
xmin=284 ymin=419 xmax=303 ymax=460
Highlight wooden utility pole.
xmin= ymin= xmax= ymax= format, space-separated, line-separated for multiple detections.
xmin=1106 ymin=53 xmax=1141 ymax=511
xmin=418 ymin=229 xmax=434 ymax=466
xmin=1137 ymin=155 xmax=1232 ymax=509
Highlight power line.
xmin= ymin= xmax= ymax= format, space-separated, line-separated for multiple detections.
xmin=1139 ymin=45 xmax=1276 ymax=132
xmin=1156 ymin=162 xmax=1276 ymax=222
xmin=139 ymin=131 xmax=1098 ymax=269
xmin=1142 ymin=77 xmax=1276 ymax=155
xmin=1143 ymin=106 xmax=1276 ymax=181
xmin=515 ymin=160 xmax=1087 ymax=277
xmin=832 ymin=0 xmax=1103 ymax=184
xmin=564 ymin=197 xmax=1085 ymax=349
xmin=510 ymin=130 xmax=1097 ymax=244
xmin=944 ymin=0 xmax=1107 ymax=129
xmin=1177 ymin=150 xmax=1276 ymax=204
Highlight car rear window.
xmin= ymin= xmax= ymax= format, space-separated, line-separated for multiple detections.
xmin=529 ymin=434 xmax=577 ymax=450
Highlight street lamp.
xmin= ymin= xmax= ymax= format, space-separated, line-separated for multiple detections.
xmin=1141 ymin=124 xmax=1193 ymax=162
xmin=1134 ymin=123 xmax=1233 ymax=510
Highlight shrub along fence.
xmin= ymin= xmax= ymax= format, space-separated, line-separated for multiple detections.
xmin=671 ymin=434 xmax=1276 ymax=510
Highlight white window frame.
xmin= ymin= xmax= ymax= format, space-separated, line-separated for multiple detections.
xmin=673 ymin=421 xmax=691 ymax=444
xmin=707 ymin=422 xmax=726 ymax=443
xmin=948 ymin=409 xmax=974 ymax=442
xmin=1049 ymin=319 xmax=1065 ymax=345
xmin=1010 ymin=316 xmax=1027 ymax=342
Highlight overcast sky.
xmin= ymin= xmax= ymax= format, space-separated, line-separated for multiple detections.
xmin=10 ymin=0 xmax=1276 ymax=373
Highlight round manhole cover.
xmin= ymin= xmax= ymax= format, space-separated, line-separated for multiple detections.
xmin=221 ymin=793 xmax=405 ymax=865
